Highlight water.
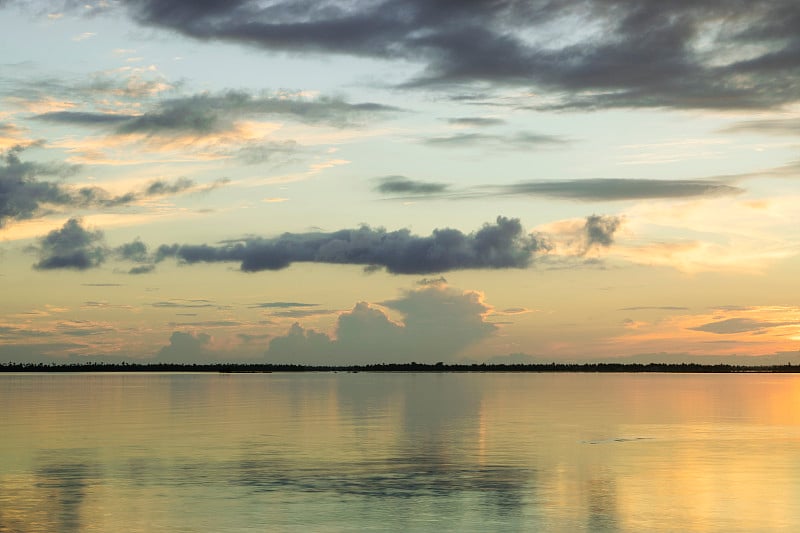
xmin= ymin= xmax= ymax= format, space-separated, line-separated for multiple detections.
xmin=2 ymin=372 xmax=800 ymax=532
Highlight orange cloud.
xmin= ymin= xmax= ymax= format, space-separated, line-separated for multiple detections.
xmin=610 ymin=305 xmax=800 ymax=356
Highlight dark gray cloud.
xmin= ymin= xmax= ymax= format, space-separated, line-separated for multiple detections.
xmin=107 ymin=0 xmax=800 ymax=110
xmin=0 ymin=145 xmax=224 ymax=225
xmin=690 ymin=318 xmax=796 ymax=335
xmin=266 ymin=284 xmax=496 ymax=364
xmin=128 ymin=264 xmax=156 ymax=275
xmin=144 ymin=177 xmax=193 ymax=196
xmin=374 ymin=175 xmax=449 ymax=195
xmin=446 ymin=117 xmax=505 ymax=127
xmin=494 ymin=179 xmax=743 ymax=201
xmin=115 ymin=239 xmax=149 ymax=262
xmin=31 ymin=111 xmax=131 ymax=126
xmin=416 ymin=276 xmax=447 ymax=286
xmin=375 ymin=176 xmax=743 ymax=202
xmin=115 ymin=238 xmax=157 ymax=274
xmin=34 ymin=91 xmax=398 ymax=134
xmin=584 ymin=214 xmax=621 ymax=248
xmin=0 ymin=144 xmax=79 ymax=226
xmin=155 ymin=216 xmax=548 ymax=274
xmin=32 ymin=218 xmax=107 ymax=270
xmin=424 ymin=132 xmax=567 ymax=149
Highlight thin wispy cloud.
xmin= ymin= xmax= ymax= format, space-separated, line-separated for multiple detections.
xmin=34 ymin=90 xmax=400 ymax=134
xmin=423 ymin=132 xmax=568 ymax=149
xmin=493 ymin=179 xmax=743 ymax=202
xmin=445 ymin=117 xmax=505 ymax=127
xmin=375 ymin=176 xmax=743 ymax=202
xmin=251 ymin=302 xmax=319 ymax=309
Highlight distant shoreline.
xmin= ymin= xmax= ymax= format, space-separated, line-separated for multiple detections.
xmin=1 ymin=362 xmax=799 ymax=373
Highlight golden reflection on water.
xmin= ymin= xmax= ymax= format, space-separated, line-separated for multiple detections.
xmin=2 ymin=373 xmax=800 ymax=531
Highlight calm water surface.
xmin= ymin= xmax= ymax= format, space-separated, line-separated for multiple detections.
xmin=2 ymin=373 xmax=800 ymax=532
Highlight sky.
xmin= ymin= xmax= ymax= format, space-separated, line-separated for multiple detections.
xmin=1 ymin=0 xmax=799 ymax=365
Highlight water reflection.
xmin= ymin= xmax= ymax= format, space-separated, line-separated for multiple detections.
xmin=3 ymin=373 xmax=800 ymax=531
xmin=586 ymin=472 xmax=619 ymax=532
xmin=233 ymin=373 xmax=530 ymax=519
xmin=36 ymin=455 xmax=98 ymax=533
xmin=0 ymin=450 xmax=104 ymax=533
xmin=233 ymin=453 xmax=530 ymax=501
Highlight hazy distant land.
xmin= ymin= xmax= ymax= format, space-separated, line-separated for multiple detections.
xmin=2 ymin=362 xmax=800 ymax=373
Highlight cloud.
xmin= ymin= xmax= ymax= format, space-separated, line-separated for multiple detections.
xmin=128 ymin=264 xmax=156 ymax=274
xmin=584 ymin=214 xmax=621 ymax=248
xmin=1 ymin=65 xmax=170 ymax=120
xmin=144 ymin=177 xmax=194 ymax=196
xmin=270 ymin=308 xmax=338 ymax=318
xmin=115 ymin=239 xmax=149 ymax=262
xmin=493 ymin=179 xmax=743 ymax=201
xmin=423 ymin=132 xmax=567 ymax=149
xmin=496 ymin=307 xmax=533 ymax=315
xmin=0 ymin=145 xmax=225 ymax=226
xmin=154 ymin=331 xmax=215 ymax=363
xmin=81 ymin=301 xmax=135 ymax=310
xmin=446 ymin=117 xmax=505 ymax=127
xmin=536 ymin=214 xmax=623 ymax=259
xmin=374 ymin=175 xmax=744 ymax=202
xmin=151 ymin=299 xmax=216 ymax=309
xmin=34 ymin=90 xmax=398 ymax=134
xmin=374 ymin=175 xmax=449 ymax=195
xmin=720 ymin=118 xmax=800 ymax=136
xmin=113 ymin=0 xmax=800 ymax=110
xmin=0 ymin=144 xmax=79 ymax=226
xmin=236 ymin=141 xmax=298 ymax=165
xmin=155 ymin=216 xmax=548 ymax=274
xmin=32 ymin=218 xmax=107 ymax=270
xmin=265 ymin=284 xmax=496 ymax=364
xmin=168 ymin=320 xmax=244 ymax=327
xmin=416 ymin=276 xmax=447 ymax=286
xmin=33 ymin=111 xmax=132 ymax=126
xmin=251 ymin=301 xmax=319 ymax=309
xmin=0 ymin=122 xmax=30 ymax=150
xmin=114 ymin=238 xmax=158 ymax=274
xmin=689 ymin=318 xmax=796 ymax=335
xmin=0 ymin=342 xmax=88 ymax=364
